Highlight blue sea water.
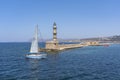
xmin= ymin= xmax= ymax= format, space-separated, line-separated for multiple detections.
xmin=0 ymin=43 xmax=120 ymax=80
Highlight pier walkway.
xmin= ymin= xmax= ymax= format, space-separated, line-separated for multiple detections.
xmin=58 ymin=44 xmax=88 ymax=50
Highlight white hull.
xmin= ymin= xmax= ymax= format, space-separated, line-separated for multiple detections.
xmin=26 ymin=53 xmax=47 ymax=59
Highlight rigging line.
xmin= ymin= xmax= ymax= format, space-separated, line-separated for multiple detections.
xmin=38 ymin=26 xmax=44 ymax=42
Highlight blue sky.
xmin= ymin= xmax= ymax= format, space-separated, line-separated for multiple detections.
xmin=0 ymin=0 xmax=120 ymax=42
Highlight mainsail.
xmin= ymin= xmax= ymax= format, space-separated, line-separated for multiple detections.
xmin=30 ymin=25 xmax=39 ymax=53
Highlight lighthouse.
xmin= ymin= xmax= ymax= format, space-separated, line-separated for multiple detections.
xmin=53 ymin=22 xmax=57 ymax=41
xmin=45 ymin=22 xmax=59 ymax=50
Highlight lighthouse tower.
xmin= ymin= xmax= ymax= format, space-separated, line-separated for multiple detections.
xmin=45 ymin=22 xmax=59 ymax=50
xmin=53 ymin=22 xmax=57 ymax=41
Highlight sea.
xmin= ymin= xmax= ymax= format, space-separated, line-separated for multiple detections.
xmin=0 ymin=42 xmax=120 ymax=80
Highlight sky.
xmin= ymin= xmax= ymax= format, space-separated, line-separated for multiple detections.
xmin=0 ymin=0 xmax=120 ymax=42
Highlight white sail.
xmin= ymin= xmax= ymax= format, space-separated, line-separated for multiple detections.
xmin=30 ymin=25 xmax=39 ymax=53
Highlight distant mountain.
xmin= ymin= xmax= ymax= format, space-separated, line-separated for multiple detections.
xmin=108 ymin=35 xmax=120 ymax=41
xmin=80 ymin=35 xmax=120 ymax=42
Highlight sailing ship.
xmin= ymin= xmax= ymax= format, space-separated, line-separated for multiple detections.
xmin=26 ymin=25 xmax=46 ymax=59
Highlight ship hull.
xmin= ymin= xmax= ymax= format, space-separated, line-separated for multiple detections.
xmin=26 ymin=53 xmax=46 ymax=59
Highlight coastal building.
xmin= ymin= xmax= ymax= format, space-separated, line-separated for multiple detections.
xmin=85 ymin=41 xmax=99 ymax=46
